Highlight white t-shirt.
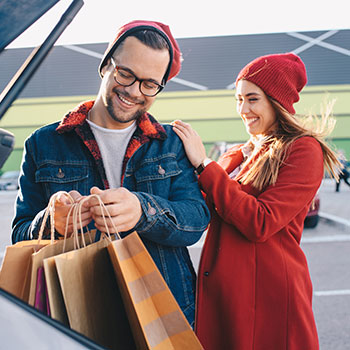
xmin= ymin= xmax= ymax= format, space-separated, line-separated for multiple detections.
xmin=87 ymin=120 xmax=137 ymax=188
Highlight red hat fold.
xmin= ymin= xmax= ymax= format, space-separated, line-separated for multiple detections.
xmin=235 ymin=53 xmax=307 ymax=114
xmin=99 ymin=20 xmax=182 ymax=83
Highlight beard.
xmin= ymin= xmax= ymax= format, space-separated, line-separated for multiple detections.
xmin=106 ymin=88 xmax=147 ymax=124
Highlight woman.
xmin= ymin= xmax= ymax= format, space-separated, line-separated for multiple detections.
xmin=172 ymin=53 xmax=340 ymax=350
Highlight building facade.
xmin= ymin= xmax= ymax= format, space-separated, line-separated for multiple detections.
xmin=0 ymin=29 xmax=349 ymax=171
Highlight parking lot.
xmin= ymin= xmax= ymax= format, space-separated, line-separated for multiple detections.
xmin=0 ymin=179 xmax=349 ymax=349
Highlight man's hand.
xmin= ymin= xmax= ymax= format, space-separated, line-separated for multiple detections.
xmin=52 ymin=190 xmax=92 ymax=236
xmin=87 ymin=187 xmax=142 ymax=233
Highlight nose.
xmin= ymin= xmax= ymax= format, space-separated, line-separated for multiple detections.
xmin=237 ymin=100 xmax=250 ymax=115
xmin=124 ymin=80 xmax=143 ymax=98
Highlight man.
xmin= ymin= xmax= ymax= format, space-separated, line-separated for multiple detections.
xmin=11 ymin=20 xmax=210 ymax=325
xmin=335 ymin=149 xmax=350 ymax=192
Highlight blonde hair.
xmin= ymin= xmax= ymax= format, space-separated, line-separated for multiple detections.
xmin=236 ymin=98 xmax=341 ymax=191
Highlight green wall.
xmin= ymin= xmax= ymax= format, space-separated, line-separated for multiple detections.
xmin=1 ymin=85 xmax=349 ymax=172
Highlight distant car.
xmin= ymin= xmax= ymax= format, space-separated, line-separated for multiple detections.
xmin=209 ymin=142 xmax=321 ymax=229
xmin=0 ymin=170 xmax=20 ymax=190
xmin=304 ymin=193 xmax=320 ymax=228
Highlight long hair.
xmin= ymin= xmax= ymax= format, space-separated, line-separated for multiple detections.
xmin=236 ymin=98 xmax=341 ymax=191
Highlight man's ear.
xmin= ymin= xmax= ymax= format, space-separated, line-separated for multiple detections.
xmin=100 ymin=59 xmax=110 ymax=78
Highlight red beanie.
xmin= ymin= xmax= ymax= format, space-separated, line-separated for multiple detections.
xmin=98 ymin=20 xmax=182 ymax=83
xmin=235 ymin=53 xmax=307 ymax=114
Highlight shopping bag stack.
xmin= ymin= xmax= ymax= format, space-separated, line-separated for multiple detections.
xmin=0 ymin=191 xmax=203 ymax=350
xmin=51 ymin=195 xmax=135 ymax=349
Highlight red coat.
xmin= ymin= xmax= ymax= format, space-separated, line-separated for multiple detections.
xmin=195 ymin=136 xmax=321 ymax=350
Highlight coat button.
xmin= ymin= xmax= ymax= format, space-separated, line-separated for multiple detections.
xmin=204 ymin=271 xmax=209 ymax=276
xmin=158 ymin=165 xmax=165 ymax=175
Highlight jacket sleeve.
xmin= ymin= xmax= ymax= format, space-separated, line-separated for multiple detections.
xmin=198 ymin=137 xmax=324 ymax=242
xmin=132 ymin=136 xmax=211 ymax=247
xmin=11 ymin=136 xmax=49 ymax=243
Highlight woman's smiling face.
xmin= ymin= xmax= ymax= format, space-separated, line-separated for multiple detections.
xmin=235 ymin=79 xmax=278 ymax=137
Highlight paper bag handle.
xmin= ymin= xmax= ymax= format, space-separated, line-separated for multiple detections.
xmin=37 ymin=191 xmax=75 ymax=245
xmin=37 ymin=191 xmax=121 ymax=251
xmin=63 ymin=193 xmax=122 ymax=252
xmin=76 ymin=194 xmax=121 ymax=241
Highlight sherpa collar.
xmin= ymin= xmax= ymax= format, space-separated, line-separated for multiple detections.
xmin=56 ymin=100 xmax=167 ymax=141
xmin=56 ymin=100 xmax=167 ymax=188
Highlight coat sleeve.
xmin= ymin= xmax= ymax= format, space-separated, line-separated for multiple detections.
xmin=199 ymin=137 xmax=324 ymax=242
xmin=11 ymin=136 xmax=50 ymax=243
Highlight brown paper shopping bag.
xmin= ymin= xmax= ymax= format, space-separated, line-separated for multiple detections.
xmin=107 ymin=231 xmax=204 ymax=350
xmin=42 ymin=192 xmax=100 ymax=326
xmin=43 ymin=255 xmax=69 ymax=326
xmin=28 ymin=230 xmax=95 ymax=306
xmin=0 ymin=193 xmax=74 ymax=302
xmin=52 ymin=194 xmax=136 ymax=350
xmin=0 ymin=240 xmax=50 ymax=301
xmin=28 ymin=192 xmax=95 ymax=306
xmin=54 ymin=236 xmax=136 ymax=350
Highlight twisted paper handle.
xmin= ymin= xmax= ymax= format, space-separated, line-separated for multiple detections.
xmin=67 ymin=194 xmax=121 ymax=251
xmin=37 ymin=191 xmax=121 ymax=252
xmin=37 ymin=191 xmax=74 ymax=244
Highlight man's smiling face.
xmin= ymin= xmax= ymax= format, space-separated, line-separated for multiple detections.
xmin=96 ymin=36 xmax=170 ymax=129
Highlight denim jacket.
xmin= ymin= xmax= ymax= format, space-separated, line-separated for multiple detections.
xmin=11 ymin=101 xmax=210 ymax=325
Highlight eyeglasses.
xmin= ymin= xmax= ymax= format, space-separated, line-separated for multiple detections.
xmin=110 ymin=57 xmax=164 ymax=97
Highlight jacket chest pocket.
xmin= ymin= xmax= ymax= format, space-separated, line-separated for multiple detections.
xmin=35 ymin=164 xmax=90 ymax=198
xmin=132 ymin=157 xmax=182 ymax=195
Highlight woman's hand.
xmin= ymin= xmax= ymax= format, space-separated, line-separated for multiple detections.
xmin=172 ymin=120 xmax=207 ymax=168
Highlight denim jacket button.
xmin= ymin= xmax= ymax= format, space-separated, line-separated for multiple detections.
xmin=56 ymin=168 xmax=65 ymax=178
xmin=148 ymin=206 xmax=156 ymax=216
xmin=158 ymin=165 xmax=165 ymax=175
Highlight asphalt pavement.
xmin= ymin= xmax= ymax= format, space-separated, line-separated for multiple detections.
xmin=317 ymin=178 xmax=350 ymax=228
xmin=301 ymin=179 xmax=350 ymax=350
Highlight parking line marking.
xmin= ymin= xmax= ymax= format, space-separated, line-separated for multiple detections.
xmin=302 ymin=234 xmax=350 ymax=243
xmin=191 ymin=234 xmax=350 ymax=249
xmin=314 ymin=290 xmax=350 ymax=296
xmin=319 ymin=211 xmax=350 ymax=227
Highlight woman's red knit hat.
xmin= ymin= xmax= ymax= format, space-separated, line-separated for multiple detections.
xmin=98 ymin=20 xmax=182 ymax=84
xmin=235 ymin=53 xmax=307 ymax=114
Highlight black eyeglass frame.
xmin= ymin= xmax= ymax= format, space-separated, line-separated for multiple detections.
xmin=110 ymin=57 xmax=164 ymax=97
